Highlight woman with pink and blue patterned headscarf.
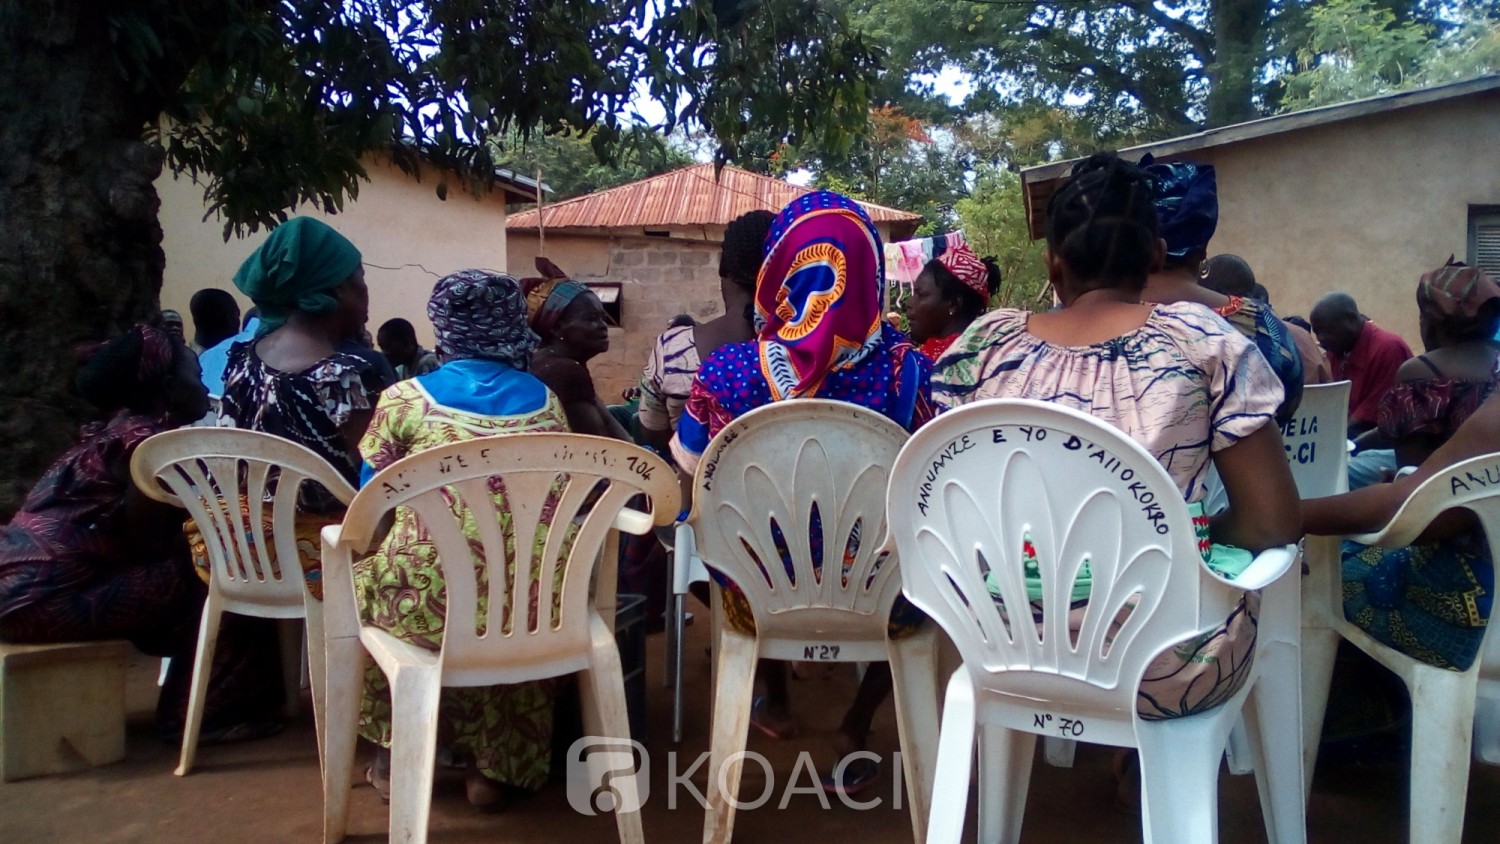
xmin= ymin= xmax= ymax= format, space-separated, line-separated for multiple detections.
xmin=670 ymin=190 xmax=932 ymax=796
xmin=672 ymin=190 xmax=933 ymax=471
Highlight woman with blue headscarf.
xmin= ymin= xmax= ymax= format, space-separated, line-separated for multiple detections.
xmin=1139 ymin=156 xmax=1305 ymax=422
xmin=219 ymin=217 xmax=386 ymax=502
xmin=354 ymin=270 xmax=570 ymax=811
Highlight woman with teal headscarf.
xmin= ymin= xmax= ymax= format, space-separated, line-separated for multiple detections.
xmin=219 ymin=217 xmax=385 ymax=503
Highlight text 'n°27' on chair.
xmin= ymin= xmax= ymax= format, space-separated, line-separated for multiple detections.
xmin=886 ymin=399 xmax=1303 ymax=844
xmin=1305 ymin=451 xmax=1500 ymax=844
xmin=691 ymin=399 xmax=941 ymax=844
xmin=130 ymin=427 xmax=355 ymax=777
xmin=319 ymin=433 xmax=679 ymax=844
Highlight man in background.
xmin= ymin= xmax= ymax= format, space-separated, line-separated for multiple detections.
xmin=376 ymin=318 xmax=439 ymax=380
xmin=188 ymin=288 xmax=241 ymax=352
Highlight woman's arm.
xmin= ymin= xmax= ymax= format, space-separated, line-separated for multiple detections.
xmin=1210 ymin=422 xmax=1303 ymax=552
xmin=1304 ymin=393 xmax=1500 ymax=539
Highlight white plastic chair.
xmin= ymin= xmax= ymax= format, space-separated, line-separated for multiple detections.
xmin=1225 ymin=381 xmax=1351 ymax=781
xmin=886 ymin=399 xmax=1303 ymax=844
xmin=1304 ymin=452 xmax=1500 ymax=843
xmin=129 ymin=427 xmax=355 ymax=776
xmin=319 ymin=434 xmax=679 ymax=844
xmin=691 ymin=400 xmax=941 ymax=844
xmin=1271 ymin=380 xmax=1353 ymax=794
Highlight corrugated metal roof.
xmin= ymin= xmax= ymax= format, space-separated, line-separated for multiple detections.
xmin=506 ymin=163 xmax=921 ymax=231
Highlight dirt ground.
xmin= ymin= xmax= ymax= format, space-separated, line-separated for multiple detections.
xmin=2 ymin=600 xmax=1497 ymax=843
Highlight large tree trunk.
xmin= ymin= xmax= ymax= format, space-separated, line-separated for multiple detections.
xmin=1206 ymin=0 xmax=1272 ymax=127
xmin=0 ymin=6 xmax=167 ymax=518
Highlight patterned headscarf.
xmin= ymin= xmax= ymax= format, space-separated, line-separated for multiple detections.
xmin=74 ymin=323 xmax=179 ymax=412
xmin=935 ymin=242 xmax=990 ymax=300
xmin=755 ymin=190 xmax=885 ymax=400
xmin=1141 ymin=155 xmax=1218 ymax=260
xmin=1417 ymin=260 xmax=1500 ymax=335
xmin=519 ymin=257 xmax=589 ymax=339
xmin=427 ymin=269 xmax=537 ymax=370
xmin=232 ymin=217 xmax=362 ymax=336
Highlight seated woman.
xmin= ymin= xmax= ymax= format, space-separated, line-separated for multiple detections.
xmin=355 ymin=270 xmax=569 ymax=811
xmin=636 ymin=210 xmax=776 ymax=457
xmin=522 ymin=258 xmax=630 ymax=441
xmin=902 ymin=241 xmax=1001 ymax=362
xmin=0 ymin=325 xmax=283 ymax=740
xmin=1305 ymin=265 xmax=1500 ymax=672
xmin=932 ymin=152 xmax=1301 ymax=720
xmin=217 ymin=217 xmax=386 ymax=589
xmin=672 ymin=190 xmax=934 ymax=794
xmin=1137 ymin=157 xmax=1305 ymax=421
xmin=1371 ymin=261 xmax=1500 ymax=470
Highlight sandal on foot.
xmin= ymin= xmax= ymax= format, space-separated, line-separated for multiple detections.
xmin=749 ymin=695 xmax=797 ymax=740
xmin=819 ymin=757 xmax=881 ymax=796
xmin=365 ymin=751 xmax=392 ymax=804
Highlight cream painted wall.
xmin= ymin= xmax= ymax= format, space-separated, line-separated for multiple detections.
xmin=157 ymin=154 xmax=511 ymax=350
xmin=1206 ymin=90 xmax=1500 ymax=347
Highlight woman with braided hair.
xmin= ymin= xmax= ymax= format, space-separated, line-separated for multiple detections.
xmin=932 ymin=151 xmax=1300 ymax=721
xmin=0 ymin=325 xmax=285 ymax=740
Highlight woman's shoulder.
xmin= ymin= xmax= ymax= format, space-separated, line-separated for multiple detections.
xmin=943 ymin=308 xmax=1032 ymax=355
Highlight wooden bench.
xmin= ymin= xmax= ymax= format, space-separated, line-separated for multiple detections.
xmin=0 ymin=640 xmax=131 ymax=781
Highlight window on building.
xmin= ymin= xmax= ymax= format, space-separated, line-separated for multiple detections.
xmin=1470 ymin=206 xmax=1500 ymax=275
xmin=586 ymin=282 xmax=623 ymax=326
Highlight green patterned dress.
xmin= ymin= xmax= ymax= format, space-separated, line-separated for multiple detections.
xmin=354 ymin=362 xmax=570 ymax=789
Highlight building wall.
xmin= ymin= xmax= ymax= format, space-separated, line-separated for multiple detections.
xmin=1200 ymin=90 xmax=1500 ymax=346
xmin=509 ymin=231 xmax=726 ymax=401
xmin=157 ymin=154 xmax=512 ymax=350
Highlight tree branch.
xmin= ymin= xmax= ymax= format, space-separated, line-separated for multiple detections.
xmin=1123 ymin=0 xmax=1214 ymax=62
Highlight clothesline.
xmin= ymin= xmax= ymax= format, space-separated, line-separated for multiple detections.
xmin=884 ymin=231 xmax=967 ymax=291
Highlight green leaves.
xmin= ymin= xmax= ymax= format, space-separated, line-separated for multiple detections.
xmin=129 ymin=0 xmax=879 ymax=237
xmin=1278 ymin=0 xmax=1499 ymax=112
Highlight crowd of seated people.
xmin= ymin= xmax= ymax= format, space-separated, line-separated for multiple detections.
xmin=3 ymin=143 xmax=1496 ymax=825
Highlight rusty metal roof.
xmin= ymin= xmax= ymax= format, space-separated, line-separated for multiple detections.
xmin=506 ymin=163 xmax=921 ymax=231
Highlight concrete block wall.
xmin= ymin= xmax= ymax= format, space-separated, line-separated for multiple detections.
xmin=579 ymin=237 xmax=726 ymax=402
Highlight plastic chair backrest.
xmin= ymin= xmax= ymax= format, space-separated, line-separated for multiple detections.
xmin=336 ymin=434 xmax=677 ymax=682
xmin=1280 ymin=380 xmax=1351 ymax=498
xmin=887 ymin=399 xmax=1206 ymax=716
xmin=691 ymin=399 xmax=911 ymax=642
xmin=130 ymin=427 xmax=356 ymax=609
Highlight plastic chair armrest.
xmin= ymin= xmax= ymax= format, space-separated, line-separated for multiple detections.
xmin=1211 ymin=544 xmax=1298 ymax=591
xmin=613 ymin=507 xmax=654 ymax=535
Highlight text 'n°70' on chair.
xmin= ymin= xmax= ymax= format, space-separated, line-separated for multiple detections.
xmin=887 ymin=399 xmax=1303 ymax=844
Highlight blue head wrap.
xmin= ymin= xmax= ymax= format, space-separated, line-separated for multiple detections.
xmin=1141 ymin=155 xmax=1218 ymax=261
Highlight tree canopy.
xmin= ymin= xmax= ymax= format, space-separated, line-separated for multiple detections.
xmin=0 ymin=0 xmax=884 ymax=515
xmin=843 ymin=0 xmax=1469 ymax=136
